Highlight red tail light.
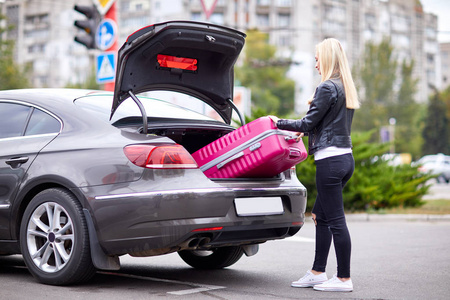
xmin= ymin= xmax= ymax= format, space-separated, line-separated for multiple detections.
xmin=192 ymin=227 xmax=223 ymax=232
xmin=292 ymin=222 xmax=304 ymax=226
xmin=157 ymin=54 xmax=198 ymax=71
xmin=124 ymin=144 xmax=198 ymax=169
xmin=417 ymin=166 xmax=428 ymax=173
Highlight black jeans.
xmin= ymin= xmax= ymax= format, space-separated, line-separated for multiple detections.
xmin=311 ymin=153 xmax=354 ymax=278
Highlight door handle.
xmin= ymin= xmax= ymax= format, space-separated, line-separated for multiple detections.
xmin=5 ymin=156 xmax=29 ymax=168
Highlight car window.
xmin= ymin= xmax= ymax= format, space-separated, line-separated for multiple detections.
xmin=74 ymin=93 xmax=222 ymax=124
xmin=25 ymin=108 xmax=61 ymax=136
xmin=418 ymin=156 xmax=435 ymax=164
xmin=0 ymin=102 xmax=31 ymax=138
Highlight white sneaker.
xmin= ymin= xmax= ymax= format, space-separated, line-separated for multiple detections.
xmin=313 ymin=274 xmax=353 ymax=292
xmin=291 ymin=270 xmax=328 ymax=288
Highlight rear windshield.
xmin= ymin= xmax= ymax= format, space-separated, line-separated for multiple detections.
xmin=74 ymin=92 xmax=223 ymax=124
xmin=417 ymin=155 xmax=450 ymax=165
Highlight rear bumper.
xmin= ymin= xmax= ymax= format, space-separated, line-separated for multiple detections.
xmin=88 ymin=183 xmax=306 ymax=256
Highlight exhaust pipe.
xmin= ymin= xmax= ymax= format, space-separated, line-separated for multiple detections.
xmin=188 ymin=238 xmax=200 ymax=248
xmin=198 ymin=237 xmax=211 ymax=247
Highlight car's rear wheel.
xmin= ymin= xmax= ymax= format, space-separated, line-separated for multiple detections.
xmin=437 ymin=175 xmax=449 ymax=183
xmin=20 ymin=188 xmax=96 ymax=285
xmin=178 ymin=246 xmax=244 ymax=269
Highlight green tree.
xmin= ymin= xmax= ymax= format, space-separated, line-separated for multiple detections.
xmin=236 ymin=29 xmax=295 ymax=116
xmin=441 ymin=85 xmax=450 ymax=121
xmin=440 ymin=85 xmax=450 ymax=154
xmin=65 ymin=66 xmax=100 ymax=90
xmin=354 ymin=38 xmax=424 ymax=158
xmin=0 ymin=14 xmax=30 ymax=89
xmin=422 ymin=90 xmax=449 ymax=155
xmin=391 ymin=59 xmax=421 ymax=157
xmin=354 ymin=38 xmax=397 ymax=132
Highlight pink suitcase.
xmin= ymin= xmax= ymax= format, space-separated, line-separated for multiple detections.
xmin=192 ymin=117 xmax=308 ymax=178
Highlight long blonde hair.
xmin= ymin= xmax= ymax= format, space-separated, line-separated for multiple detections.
xmin=310 ymin=38 xmax=360 ymax=109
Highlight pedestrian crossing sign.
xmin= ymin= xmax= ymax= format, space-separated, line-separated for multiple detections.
xmin=96 ymin=52 xmax=116 ymax=83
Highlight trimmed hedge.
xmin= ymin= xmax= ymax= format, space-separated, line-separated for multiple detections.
xmin=295 ymin=130 xmax=434 ymax=212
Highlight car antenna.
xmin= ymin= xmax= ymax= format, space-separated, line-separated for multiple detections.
xmin=128 ymin=90 xmax=148 ymax=134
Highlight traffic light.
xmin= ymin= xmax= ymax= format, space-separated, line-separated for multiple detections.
xmin=73 ymin=5 xmax=100 ymax=49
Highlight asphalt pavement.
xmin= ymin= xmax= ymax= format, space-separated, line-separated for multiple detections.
xmin=0 ymin=183 xmax=448 ymax=299
xmin=422 ymin=181 xmax=450 ymax=200
xmin=1 ymin=219 xmax=448 ymax=299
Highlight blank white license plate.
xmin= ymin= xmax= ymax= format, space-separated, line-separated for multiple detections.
xmin=234 ymin=197 xmax=284 ymax=216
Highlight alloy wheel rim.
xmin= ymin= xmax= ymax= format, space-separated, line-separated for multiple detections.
xmin=26 ymin=202 xmax=75 ymax=273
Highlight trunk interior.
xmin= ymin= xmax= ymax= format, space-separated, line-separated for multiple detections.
xmin=147 ymin=125 xmax=234 ymax=154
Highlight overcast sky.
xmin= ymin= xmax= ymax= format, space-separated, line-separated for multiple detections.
xmin=420 ymin=0 xmax=450 ymax=42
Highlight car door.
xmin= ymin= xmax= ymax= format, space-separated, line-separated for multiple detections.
xmin=0 ymin=101 xmax=61 ymax=239
xmin=443 ymin=156 xmax=450 ymax=180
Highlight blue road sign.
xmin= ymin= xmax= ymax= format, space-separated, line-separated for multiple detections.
xmin=96 ymin=52 xmax=116 ymax=83
xmin=95 ymin=19 xmax=117 ymax=51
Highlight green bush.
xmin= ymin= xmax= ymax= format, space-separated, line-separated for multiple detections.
xmin=296 ymin=130 xmax=434 ymax=212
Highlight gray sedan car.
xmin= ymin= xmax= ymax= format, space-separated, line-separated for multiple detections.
xmin=0 ymin=21 xmax=306 ymax=285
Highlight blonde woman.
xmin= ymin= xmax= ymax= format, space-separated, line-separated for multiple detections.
xmin=269 ymin=38 xmax=360 ymax=292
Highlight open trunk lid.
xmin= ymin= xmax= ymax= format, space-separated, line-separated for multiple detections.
xmin=112 ymin=21 xmax=246 ymax=125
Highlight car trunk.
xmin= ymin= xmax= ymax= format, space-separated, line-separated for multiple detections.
xmin=119 ymin=121 xmax=292 ymax=181
xmin=111 ymin=22 xmax=292 ymax=179
xmin=142 ymin=120 xmax=296 ymax=181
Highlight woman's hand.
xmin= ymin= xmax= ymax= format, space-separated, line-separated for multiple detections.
xmin=267 ymin=115 xmax=280 ymax=127
xmin=268 ymin=116 xmax=303 ymax=141
xmin=295 ymin=132 xmax=304 ymax=142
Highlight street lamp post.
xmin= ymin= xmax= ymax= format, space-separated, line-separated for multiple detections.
xmin=389 ymin=117 xmax=396 ymax=154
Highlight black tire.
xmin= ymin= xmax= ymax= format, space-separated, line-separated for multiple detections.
xmin=178 ymin=246 xmax=244 ymax=269
xmin=20 ymin=188 xmax=96 ymax=285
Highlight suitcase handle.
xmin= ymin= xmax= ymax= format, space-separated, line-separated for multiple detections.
xmin=289 ymin=149 xmax=301 ymax=158
xmin=284 ymin=135 xmax=300 ymax=143
xmin=217 ymin=151 xmax=244 ymax=169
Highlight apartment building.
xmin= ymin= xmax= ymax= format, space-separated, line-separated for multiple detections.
xmin=180 ymin=0 xmax=441 ymax=112
xmin=440 ymin=42 xmax=450 ymax=89
xmin=1 ymin=0 xmax=442 ymax=113
xmin=1 ymin=0 xmax=96 ymax=87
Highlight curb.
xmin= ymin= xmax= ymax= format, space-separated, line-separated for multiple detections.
xmin=346 ymin=213 xmax=450 ymax=222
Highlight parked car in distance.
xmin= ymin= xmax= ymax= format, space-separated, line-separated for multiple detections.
xmin=415 ymin=153 xmax=450 ymax=183
xmin=374 ymin=153 xmax=412 ymax=167
xmin=0 ymin=21 xmax=307 ymax=285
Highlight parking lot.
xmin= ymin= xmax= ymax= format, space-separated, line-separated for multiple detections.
xmin=1 ymin=217 xmax=449 ymax=300
xmin=423 ymin=181 xmax=450 ymax=200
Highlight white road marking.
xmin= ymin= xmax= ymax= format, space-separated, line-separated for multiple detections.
xmin=98 ymin=271 xmax=225 ymax=295
xmin=168 ymin=286 xmax=224 ymax=295
xmin=282 ymin=236 xmax=315 ymax=243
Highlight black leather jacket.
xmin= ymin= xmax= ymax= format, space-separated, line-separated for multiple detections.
xmin=277 ymin=78 xmax=354 ymax=155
